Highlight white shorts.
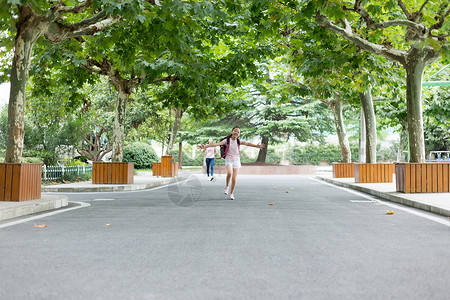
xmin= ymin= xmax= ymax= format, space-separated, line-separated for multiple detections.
xmin=225 ymin=159 xmax=241 ymax=169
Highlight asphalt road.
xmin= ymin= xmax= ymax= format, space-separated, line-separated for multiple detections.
xmin=1 ymin=174 xmax=449 ymax=300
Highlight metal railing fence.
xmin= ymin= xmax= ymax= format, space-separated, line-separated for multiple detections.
xmin=42 ymin=165 xmax=92 ymax=181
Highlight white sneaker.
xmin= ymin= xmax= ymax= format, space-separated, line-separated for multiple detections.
xmin=229 ymin=194 xmax=235 ymax=200
xmin=224 ymin=187 xmax=229 ymax=195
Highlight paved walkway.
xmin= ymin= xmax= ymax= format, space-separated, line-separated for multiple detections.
xmin=1 ymin=169 xmax=449 ymax=223
xmin=316 ymin=172 xmax=450 ymax=217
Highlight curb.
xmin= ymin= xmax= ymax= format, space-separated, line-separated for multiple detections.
xmin=41 ymin=175 xmax=191 ymax=193
xmin=0 ymin=195 xmax=69 ymax=222
xmin=316 ymin=176 xmax=450 ymax=217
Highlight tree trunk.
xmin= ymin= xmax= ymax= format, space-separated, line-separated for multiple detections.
xmin=359 ymin=108 xmax=366 ymax=163
xmin=359 ymin=90 xmax=377 ymax=163
xmin=5 ymin=7 xmax=46 ymax=163
xmin=5 ymin=4 xmax=116 ymax=163
xmin=397 ymin=122 xmax=408 ymax=162
xmin=111 ymin=87 xmax=130 ymax=162
xmin=178 ymin=142 xmax=182 ymax=169
xmin=329 ymin=99 xmax=351 ymax=163
xmin=256 ymin=136 xmax=269 ymax=163
xmin=405 ymin=60 xmax=427 ymax=163
xmin=165 ymin=108 xmax=184 ymax=155
xmin=77 ymin=128 xmax=112 ymax=162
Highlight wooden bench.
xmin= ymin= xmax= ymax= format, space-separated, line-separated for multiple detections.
xmin=92 ymin=162 xmax=134 ymax=184
xmin=332 ymin=163 xmax=354 ymax=178
xmin=395 ymin=163 xmax=450 ymax=193
xmin=354 ymin=163 xmax=394 ymax=183
xmin=0 ymin=163 xmax=42 ymax=202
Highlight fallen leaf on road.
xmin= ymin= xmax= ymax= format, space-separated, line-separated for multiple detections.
xmin=285 ymin=190 xmax=289 ymax=193
xmin=269 ymin=203 xmax=275 ymax=205
xmin=386 ymin=211 xmax=394 ymax=215
xmin=290 ymin=188 xmax=294 ymax=190
xmin=34 ymin=224 xmax=48 ymax=228
xmin=273 ymin=187 xmax=277 ymax=189
xmin=106 ymin=224 xmax=110 ymax=226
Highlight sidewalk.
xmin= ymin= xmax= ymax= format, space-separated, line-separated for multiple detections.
xmin=316 ymin=172 xmax=450 ymax=217
xmin=0 ymin=170 xmax=194 ymax=222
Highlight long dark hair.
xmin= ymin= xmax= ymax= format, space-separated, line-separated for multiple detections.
xmin=223 ymin=126 xmax=240 ymax=141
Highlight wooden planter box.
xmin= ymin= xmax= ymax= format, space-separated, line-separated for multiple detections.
xmin=152 ymin=162 xmax=161 ymax=177
xmin=395 ymin=163 xmax=450 ymax=193
xmin=354 ymin=163 xmax=394 ymax=183
xmin=0 ymin=163 xmax=42 ymax=202
xmin=161 ymin=156 xmax=176 ymax=177
xmin=92 ymin=162 xmax=134 ymax=184
xmin=332 ymin=163 xmax=354 ymax=178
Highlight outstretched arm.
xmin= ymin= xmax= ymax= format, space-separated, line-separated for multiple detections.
xmin=198 ymin=141 xmax=225 ymax=150
xmin=241 ymin=141 xmax=265 ymax=149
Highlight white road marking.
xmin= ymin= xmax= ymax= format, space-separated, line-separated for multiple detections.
xmin=91 ymin=198 xmax=115 ymax=201
xmin=0 ymin=201 xmax=91 ymax=229
xmin=313 ymin=178 xmax=450 ymax=227
xmin=349 ymin=200 xmax=375 ymax=203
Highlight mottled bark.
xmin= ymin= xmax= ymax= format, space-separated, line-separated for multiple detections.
xmin=5 ymin=6 xmax=47 ymax=163
xmin=328 ymin=99 xmax=351 ymax=163
xmin=111 ymin=87 xmax=129 ymax=162
xmin=165 ymin=108 xmax=184 ymax=155
xmin=178 ymin=142 xmax=182 ymax=169
xmin=256 ymin=136 xmax=269 ymax=163
xmin=82 ymin=57 xmax=143 ymax=162
xmin=359 ymin=90 xmax=377 ymax=163
xmin=405 ymin=57 xmax=427 ymax=162
xmin=359 ymin=109 xmax=366 ymax=163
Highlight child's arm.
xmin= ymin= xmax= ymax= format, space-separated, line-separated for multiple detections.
xmin=241 ymin=141 xmax=265 ymax=149
xmin=198 ymin=140 xmax=225 ymax=150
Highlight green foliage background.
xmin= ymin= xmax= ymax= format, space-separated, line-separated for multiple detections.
xmin=123 ymin=142 xmax=159 ymax=169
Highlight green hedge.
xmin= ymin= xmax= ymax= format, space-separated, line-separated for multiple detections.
xmin=123 ymin=142 xmax=159 ymax=169
xmin=287 ymin=144 xmax=360 ymax=165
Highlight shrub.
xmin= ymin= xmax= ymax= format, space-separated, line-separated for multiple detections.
xmin=60 ymin=158 xmax=87 ymax=166
xmin=22 ymin=157 xmax=44 ymax=163
xmin=287 ymin=143 xmax=360 ymax=165
xmin=123 ymin=142 xmax=159 ymax=169
xmin=265 ymin=148 xmax=282 ymax=164
xmin=23 ymin=149 xmax=58 ymax=165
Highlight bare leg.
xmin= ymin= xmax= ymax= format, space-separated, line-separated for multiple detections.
xmin=230 ymin=168 xmax=238 ymax=194
xmin=226 ymin=164 xmax=233 ymax=188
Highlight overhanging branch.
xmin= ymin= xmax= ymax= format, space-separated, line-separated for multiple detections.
xmin=315 ymin=13 xmax=407 ymax=64
xmin=430 ymin=4 xmax=450 ymax=31
xmin=45 ymin=16 xmax=120 ymax=42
